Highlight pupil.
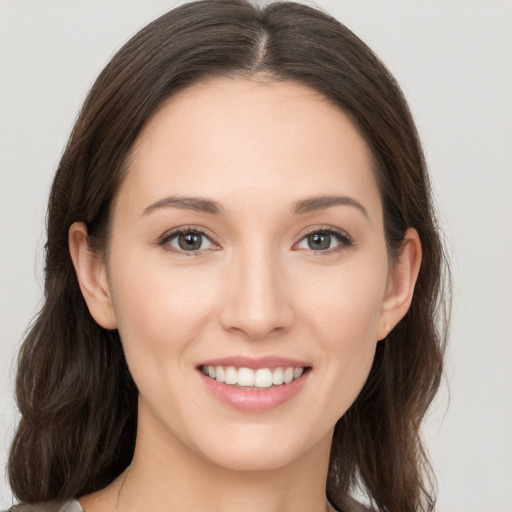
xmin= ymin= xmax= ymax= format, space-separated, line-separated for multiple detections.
xmin=179 ymin=232 xmax=201 ymax=250
xmin=308 ymin=233 xmax=330 ymax=250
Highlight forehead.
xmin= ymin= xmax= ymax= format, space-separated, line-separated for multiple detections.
xmin=119 ymin=77 xmax=381 ymax=220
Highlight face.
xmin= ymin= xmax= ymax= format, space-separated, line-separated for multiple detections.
xmin=80 ymin=78 xmax=404 ymax=472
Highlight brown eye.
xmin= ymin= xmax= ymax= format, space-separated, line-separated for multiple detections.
xmin=164 ymin=230 xmax=215 ymax=252
xmin=307 ymin=233 xmax=331 ymax=250
xmin=296 ymin=229 xmax=352 ymax=252
xmin=178 ymin=232 xmax=203 ymax=251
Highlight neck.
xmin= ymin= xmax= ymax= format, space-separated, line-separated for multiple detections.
xmin=110 ymin=403 xmax=334 ymax=512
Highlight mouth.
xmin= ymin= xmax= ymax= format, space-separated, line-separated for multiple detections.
xmin=199 ymin=364 xmax=311 ymax=390
xmin=196 ymin=358 xmax=312 ymax=412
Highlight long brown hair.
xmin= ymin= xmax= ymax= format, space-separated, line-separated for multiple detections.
xmin=8 ymin=1 xmax=450 ymax=511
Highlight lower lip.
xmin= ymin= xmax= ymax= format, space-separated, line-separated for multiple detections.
xmin=199 ymin=370 xmax=310 ymax=412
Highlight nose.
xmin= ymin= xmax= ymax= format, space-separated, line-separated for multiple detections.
xmin=218 ymin=246 xmax=295 ymax=340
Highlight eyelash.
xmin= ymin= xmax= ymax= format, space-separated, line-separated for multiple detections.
xmin=157 ymin=226 xmax=353 ymax=256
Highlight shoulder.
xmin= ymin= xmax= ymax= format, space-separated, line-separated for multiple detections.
xmin=4 ymin=500 xmax=83 ymax=512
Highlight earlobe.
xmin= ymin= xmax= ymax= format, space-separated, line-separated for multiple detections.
xmin=68 ymin=222 xmax=117 ymax=330
xmin=378 ymin=228 xmax=422 ymax=340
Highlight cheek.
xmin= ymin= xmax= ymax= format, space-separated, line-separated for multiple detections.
xmin=300 ymin=256 xmax=388 ymax=343
xmin=107 ymin=252 xmax=220 ymax=368
xmin=295 ymin=255 xmax=388 ymax=404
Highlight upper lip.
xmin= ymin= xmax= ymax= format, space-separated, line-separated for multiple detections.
xmin=196 ymin=355 xmax=311 ymax=370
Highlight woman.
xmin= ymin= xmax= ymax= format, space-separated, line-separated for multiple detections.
xmin=6 ymin=1 xmax=449 ymax=511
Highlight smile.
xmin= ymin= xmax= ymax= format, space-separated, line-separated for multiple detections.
xmin=200 ymin=365 xmax=306 ymax=389
xmin=197 ymin=358 xmax=311 ymax=412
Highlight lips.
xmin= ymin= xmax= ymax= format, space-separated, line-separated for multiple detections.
xmin=196 ymin=356 xmax=311 ymax=412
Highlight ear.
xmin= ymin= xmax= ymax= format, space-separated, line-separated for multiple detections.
xmin=377 ymin=228 xmax=422 ymax=340
xmin=68 ymin=222 xmax=117 ymax=330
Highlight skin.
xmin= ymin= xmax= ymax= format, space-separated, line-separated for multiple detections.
xmin=69 ymin=78 xmax=421 ymax=512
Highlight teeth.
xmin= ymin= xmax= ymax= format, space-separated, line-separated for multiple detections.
xmin=237 ymin=367 xmax=255 ymax=387
xmin=272 ymin=367 xmax=284 ymax=385
xmin=283 ymin=367 xmax=294 ymax=383
xmin=225 ymin=366 xmax=238 ymax=385
xmin=215 ymin=366 xmax=225 ymax=383
xmin=201 ymin=365 xmax=306 ymax=388
xmin=254 ymin=368 xmax=273 ymax=388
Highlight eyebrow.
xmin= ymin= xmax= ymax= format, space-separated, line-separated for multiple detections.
xmin=292 ymin=195 xmax=369 ymax=220
xmin=141 ymin=195 xmax=225 ymax=217
xmin=141 ymin=194 xmax=369 ymax=220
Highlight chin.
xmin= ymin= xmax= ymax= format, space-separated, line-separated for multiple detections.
xmin=190 ymin=423 xmax=331 ymax=474
xmin=203 ymin=447 xmax=305 ymax=473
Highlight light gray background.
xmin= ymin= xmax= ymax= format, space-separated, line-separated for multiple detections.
xmin=1 ymin=1 xmax=511 ymax=511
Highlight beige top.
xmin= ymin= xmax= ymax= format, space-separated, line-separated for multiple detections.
xmin=6 ymin=496 xmax=373 ymax=512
